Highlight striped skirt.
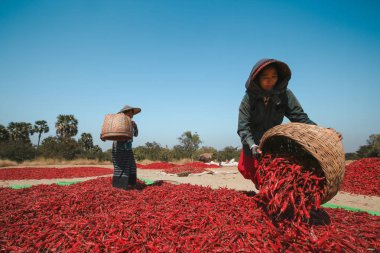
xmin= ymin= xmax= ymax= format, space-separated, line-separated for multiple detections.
xmin=111 ymin=141 xmax=137 ymax=189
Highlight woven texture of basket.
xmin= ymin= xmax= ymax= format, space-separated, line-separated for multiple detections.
xmin=259 ymin=123 xmax=345 ymax=203
xmin=100 ymin=114 xmax=133 ymax=141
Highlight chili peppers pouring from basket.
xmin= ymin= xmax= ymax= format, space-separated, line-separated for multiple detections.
xmin=254 ymin=154 xmax=326 ymax=224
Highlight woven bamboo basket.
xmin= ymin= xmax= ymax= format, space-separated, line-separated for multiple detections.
xmin=258 ymin=123 xmax=345 ymax=203
xmin=100 ymin=113 xmax=133 ymax=141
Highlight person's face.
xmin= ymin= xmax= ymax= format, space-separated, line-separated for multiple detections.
xmin=124 ymin=111 xmax=134 ymax=118
xmin=258 ymin=66 xmax=278 ymax=91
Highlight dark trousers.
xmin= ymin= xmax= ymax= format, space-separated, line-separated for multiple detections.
xmin=112 ymin=142 xmax=137 ymax=189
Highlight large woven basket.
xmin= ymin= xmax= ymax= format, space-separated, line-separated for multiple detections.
xmin=100 ymin=113 xmax=133 ymax=141
xmin=258 ymin=123 xmax=345 ymax=203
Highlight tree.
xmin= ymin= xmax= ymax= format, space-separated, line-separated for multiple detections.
xmin=216 ymin=146 xmax=241 ymax=162
xmin=31 ymin=120 xmax=49 ymax=149
xmin=159 ymin=146 xmax=173 ymax=162
xmin=367 ymin=134 xmax=380 ymax=156
xmin=55 ymin=114 xmax=78 ymax=140
xmin=78 ymin=132 xmax=106 ymax=160
xmin=355 ymin=134 xmax=380 ymax=158
xmin=0 ymin=125 xmax=10 ymax=143
xmin=78 ymin=133 xmax=94 ymax=151
xmin=82 ymin=144 xmax=104 ymax=160
xmin=178 ymin=131 xmax=202 ymax=161
xmin=0 ymin=141 xmax=36 ymax=162
xmin=0 ymin=122 xmax=36 ymax=161
xmin=39 ymin=136 xmax=81 ymax=160
xmin=356 ymin=145 xmax=373 ymax=158
xmin=196 ymin=146 xmax=217 ymax=158
xmin=39 ymin=136 xmax=60 ymax=158
xmin=133 ymin=146 xmax=147 ymax=161
xmin=91 ymin=145 xmax=102 ymax=154
xmin=197 ymin=146 xmax=218 ymax=154
xmin=172 ymin=145 xmax=187 ymax=160
xmin=144 ymin=142 xmax=163 ymax=161
xmin=103 ymin=148 xmax=112 ymax=161
xmin=7 ymin=122 xmax=32 ymax=143
xmin=132 ymin=142 xmax=173 ymax=161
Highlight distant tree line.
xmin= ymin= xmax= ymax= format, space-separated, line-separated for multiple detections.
xmin=1 ymin=115 xmax=377 ymax=163
xmin=345 ymin=134 xmax=380 ymax=160
xmin=0 ymin=115 xmax=107 ymax=162
xmin=0 ymin=118 xmax=241 ymax=163
xmin=133 ymin=131 xmax=241 ymax=162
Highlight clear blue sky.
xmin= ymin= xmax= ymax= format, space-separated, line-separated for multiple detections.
xmin=0 ymin=0 xmax=379 ymax=152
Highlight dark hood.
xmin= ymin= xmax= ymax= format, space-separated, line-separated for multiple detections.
xmin=245 ymin=58 xmax=291 ymax=100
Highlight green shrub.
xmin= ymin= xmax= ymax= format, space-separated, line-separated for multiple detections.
xmin=0 ymin=141 xmax=37 ymax=162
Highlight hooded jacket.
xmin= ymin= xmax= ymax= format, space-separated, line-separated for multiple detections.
xmin=237 ymin=59 xmax=316 ymax=154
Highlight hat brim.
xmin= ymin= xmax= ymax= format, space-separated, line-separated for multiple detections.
xmin=119 ymin=107 xmax=141 ymax=115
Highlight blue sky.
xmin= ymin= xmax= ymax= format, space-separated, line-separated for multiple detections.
xmin=0 ymin=0 xmax=379 ymax=152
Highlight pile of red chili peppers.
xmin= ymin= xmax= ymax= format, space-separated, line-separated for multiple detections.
xmin=0 ymin=177 xmax=378 ymax=252
xmin=255 ymin=154 xmax=325 ymax=224
xmin=136 ymin=162 xmax=176 ymax=170
xmin=0 ymin=167 xmax=113 ymax=180
xmin=137 ymin=162 xmax=220 ymax=174
xmin=340 ymin=158 xmax=380 ymax=196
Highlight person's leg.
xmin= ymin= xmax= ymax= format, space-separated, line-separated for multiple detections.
xmin=112 ymin=175 xmax=129 ymax=189
xmin=112 ymin=142 xmax=129 ymax=190
xmin=126 ymin=149 xmax=137 ymax=186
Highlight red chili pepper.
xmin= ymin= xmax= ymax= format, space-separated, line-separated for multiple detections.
xmin=0 ymin=167 xmax=113 ymax=180
xmin=137 ymin=162 xmax=220 ymax=171
xmin=0 ymin=174 xmax=379 ymax=252
xmin=340 ymin=158 xmax=380 ymax=196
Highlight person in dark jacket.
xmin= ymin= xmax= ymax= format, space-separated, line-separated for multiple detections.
xmin=112 ymin=105 xmax=140 ymax=190
xmin=237 ymin=59 xmax=317 ymax=187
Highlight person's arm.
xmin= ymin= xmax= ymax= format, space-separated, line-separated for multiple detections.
xmin=285 ymin=89 xmax=316 ymax=125
xmin=132 ymin=121 xmax=138 ymax=137
xmin=237 ymin=94 xmax=257 ymax=149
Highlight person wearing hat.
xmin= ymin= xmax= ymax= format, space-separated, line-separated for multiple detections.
xmin=111 ymin=105 xmax=141 ymax=190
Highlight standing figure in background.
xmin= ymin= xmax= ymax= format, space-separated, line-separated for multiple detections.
xmin=112 ymin=105 xmax=141 ymax=190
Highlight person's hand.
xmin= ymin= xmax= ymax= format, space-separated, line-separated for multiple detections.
xmin=327 ymin=128 xmax=343 ymax=141
xmin=250 ymin=144 xmax=262 ymax=156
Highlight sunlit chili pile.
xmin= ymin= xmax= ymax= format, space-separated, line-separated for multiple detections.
xmin=0 ymin=167 xmax=113 ymax=180
xmin=340 ymin=158 xmax=380 ymax=196
xmin=137 ymin=162 xmax=220 ymax=174
xmin=0 ymin=177 xmax=379 ymax=252
xmin=136 ymin=162 xmax=176 ymax=170
xmin=255 ymin=154 xmax=326 ymax=224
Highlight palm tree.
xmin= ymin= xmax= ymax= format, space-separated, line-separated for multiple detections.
xmin=55 ymin=114 xmax=78 ymax=140
xmin=0 ymin=124 xmax=10 ymax=143
xmin=7 ymin=122 xmax=32 ymax=143
xmin=31 ymin=120 xmax=50 ymax=149
xmin=78 ymin=133 xmax=94 ymax=151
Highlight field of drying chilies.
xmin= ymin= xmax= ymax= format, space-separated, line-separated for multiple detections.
xmin=0 ymin=123 xmax=379 ymax=252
